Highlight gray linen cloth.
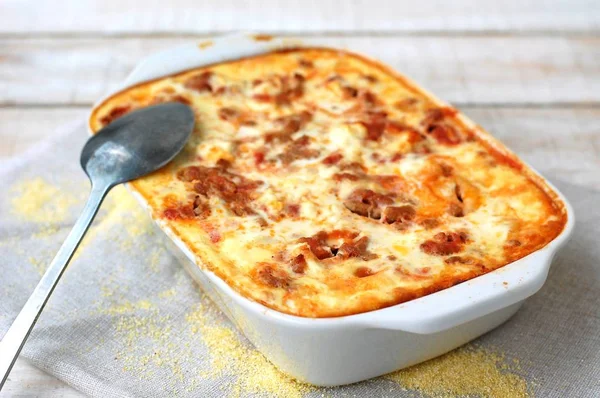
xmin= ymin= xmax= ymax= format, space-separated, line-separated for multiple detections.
xmin=0 ymin=121 xmax=598 ymax=397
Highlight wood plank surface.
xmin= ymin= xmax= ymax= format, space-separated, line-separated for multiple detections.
xmin=1 ymin=0 xmax=599 ymax=35
xmin=2 ymin=106 xmax=598 ymax=189
xmin=1 ymin=36 xmax=599 ymax=106
xmin=3 ymin=359 xmax=84 ymax=397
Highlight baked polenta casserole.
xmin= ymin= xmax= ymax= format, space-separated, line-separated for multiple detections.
xmin=90 ymin=48 xmax=567 ymax=318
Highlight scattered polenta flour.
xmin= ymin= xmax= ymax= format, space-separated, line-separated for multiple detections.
xmin=26 ymin=248 xmax=56 ymax=276
xmin=184 ymin=299 xmax=316 ymax=398
xmin=98 ymin=289 xmax=212 ymax=394
xmin=28 ymin=255 xmax=46 ymax=275
xmin=100 ymin=299 xmax=156 ymax=315
xmin=386 ymin=345 xmax=530 ymax=398
xmin=158 ymin=287 xmax=177 ymax=299
xmin=10 ymin=177 xmax=79 ymax=224
xmin=7 ymin=177 xmax=82 ymax=275
xmin=114 ymin=310 xmax=175 ymax=379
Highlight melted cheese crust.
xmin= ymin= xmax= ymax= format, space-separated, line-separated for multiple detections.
xmin=90 ymin=48 xmax=567 ymax=317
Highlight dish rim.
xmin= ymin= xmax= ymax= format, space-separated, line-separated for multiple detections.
xmin=88 ymin=33 xmax=575 ymax=334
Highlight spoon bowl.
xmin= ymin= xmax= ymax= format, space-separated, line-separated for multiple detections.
xmin=82 ymin=102 xmax=195 ymax=186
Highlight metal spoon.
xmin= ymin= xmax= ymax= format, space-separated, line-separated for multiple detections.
xmin=0 ymin=102 xmax=195 ymax=388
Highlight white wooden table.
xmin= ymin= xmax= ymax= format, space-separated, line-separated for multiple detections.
xmin=1 ymin=1 xmax=599 ymax=396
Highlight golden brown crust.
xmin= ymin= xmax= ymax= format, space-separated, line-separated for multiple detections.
xmin=90 ymin=47 xmax=567 ymax=318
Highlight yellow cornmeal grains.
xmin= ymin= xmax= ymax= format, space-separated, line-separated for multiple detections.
xmin=114 ymin=311 xmax=179 ymax=382
xmin=9 ymin=177 xmax=82 ymax=273
xmin=10 ymin=177 xmax=79 ymax=223
xmin=185 ymin=301 xmax=316 ymax=398
xmin=27 ymin=255 xmax=52 ymax=275
xmin=387 ymin=346 xmax=530 ymax=398
xmin=158 ymin=287 xmax=177 ymax=299
xmin=100 ymin=299 xmax=155 ymax=315
xmin=148 ymin=247 xmax=165 ymax=273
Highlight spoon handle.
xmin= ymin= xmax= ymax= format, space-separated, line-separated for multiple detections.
xmin=0 ymin=182 xmax=111 ymax=389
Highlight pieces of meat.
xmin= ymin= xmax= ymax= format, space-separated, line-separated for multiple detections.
xmin=278 ymin=135 xmax=319 ymax=164
xmin=341 ymin=85 xmax=359 ymax=99
xmin=150 ymin=90 xmax=191 ymax=106
xmin=429 ymin=124 xmax=462 ymax=146
xmin=192 ymin=195 xmax=211 ymax=218
xmin=445 ymin=256 xmax=474 ymax=264
xmin=421 ymin=107 xmax=463 ymax=146
xmin=421 ymin=108 xmax=455 ymax=128
xmin=298 ymin=230 xmax=374 ymax=262
xmin=253 ymin=151 xmax=266 ymax=165
xmin=298 ymin=59 xmax=314 ymax=68
xmin=358 ymin=109 xmax=420 ymax=142
xmin=218 ymin=107 xmax=256 ymax=125
xmin=343 ymin=188 xmax=417 ymax=230
xmin=447 ymin=203 xmax=464 ymax=217
xmin=177 ymin=166 xmax=205 ymax=182
xmin=100 ymin=105 xmax=131 ymax=126
xmin=218 ymin=107 xmax=239 ymax=121
xmin=333 ymin=162 xmax=366 ymax=181
xmin=333 ymin=173 xmax=361 ymax=182
xmin=420 ymin=218 xmax=440 ymax=229
xmin=285 ymin=204 xmax=300 ymax=217
xmin=184 ymin=71 xmax=213 ymax=93
xmin=290 ymin=254 xmax=307 ymax=274
xmin=337 ymin=236 xmax=371 ymax=260
xmin=420 ymin=231 xmax=469 ymax=256
xmin=344 ymin=188 xmax=394 ymax=219
xmin=360 ymin=111 xmax=388 ymax=141
xmin=264 ymin=111 xmax=312 ymax=143
xmin=322 ymin=152 xmax=343 ymax=165
xmin=253 ymin=73 xmax=306 ymax=105
xmin=299 ymin=231 xmax=335 ymax=260
xmin=361 ymin=74 xmax=378 ymax=83
xmin=176 ymin=165 xmax=262 ymax=217
xmin=162 ymin=203 xmax=195 ymax=220
xmin=381 ymin=205 xmax=416 ymax=224
xmin=354 ymin=266 xmax=374 ymax=278
xmin=253 ymin=263 xmax=291 ymax=289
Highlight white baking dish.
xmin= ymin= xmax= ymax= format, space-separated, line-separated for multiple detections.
xmin=89 ymin=34 xmax=575 ymax=386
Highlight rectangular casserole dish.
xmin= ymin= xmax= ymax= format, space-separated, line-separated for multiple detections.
xmin=88 ymin=34 xmax=574 ymax=386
